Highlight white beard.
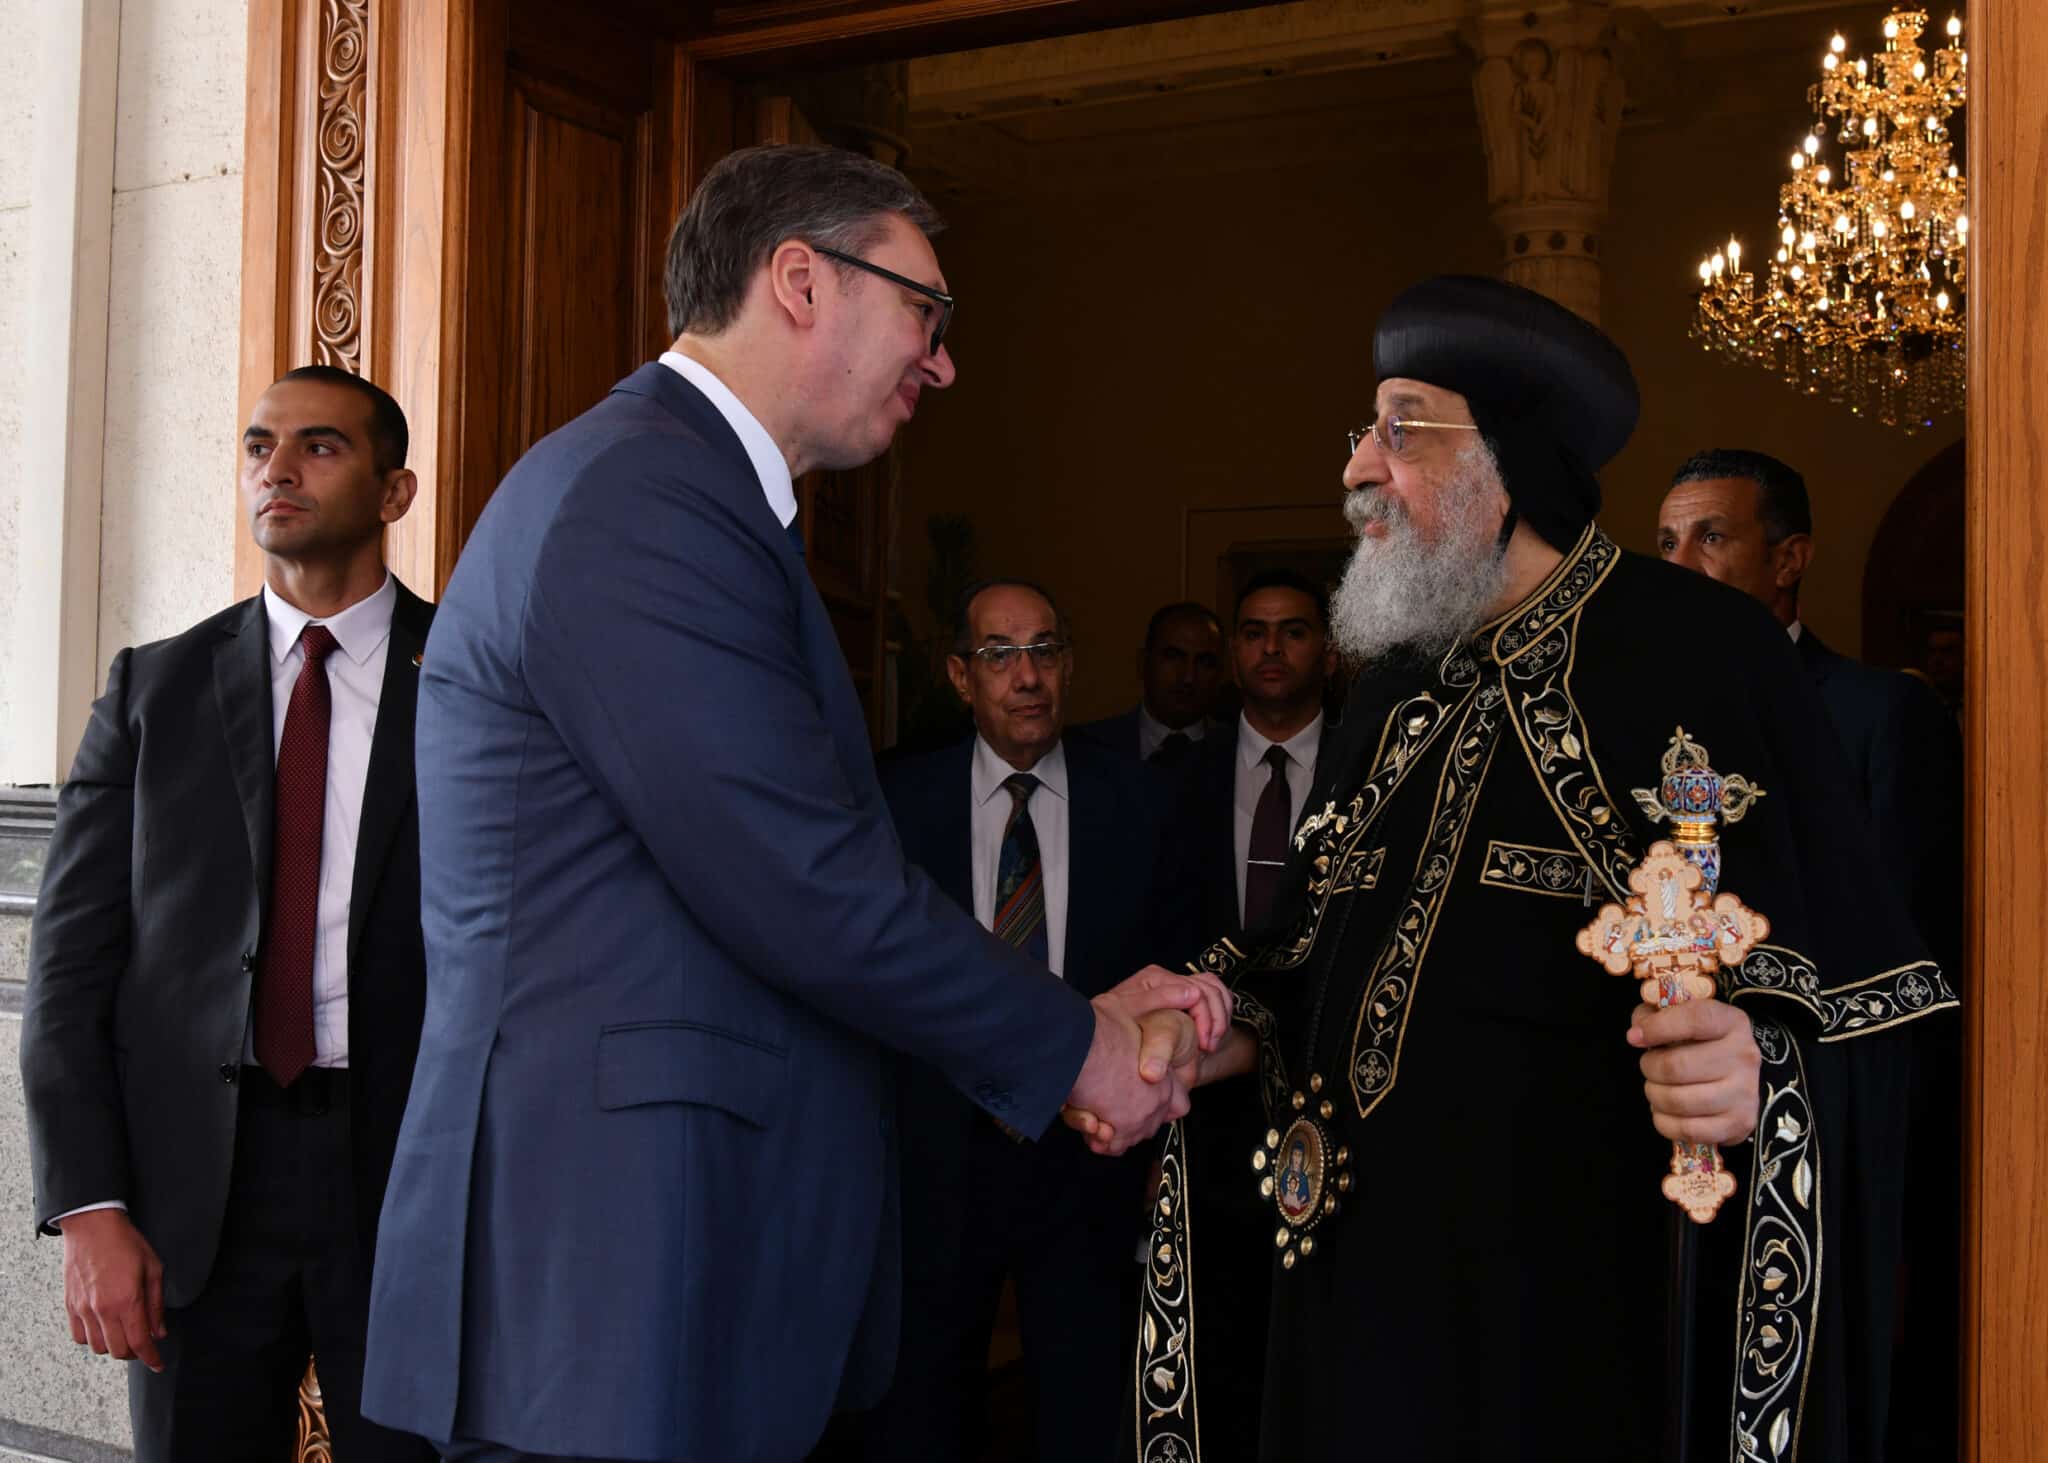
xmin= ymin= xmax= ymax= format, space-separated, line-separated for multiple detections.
xmin=1331 ymin=438 xmax=1511 ymax=668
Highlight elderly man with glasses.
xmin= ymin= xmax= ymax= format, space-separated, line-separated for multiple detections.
xmin=1077 ymin=275 xmax=1955 ymax=1463
xmin=862 ymin=577 xmax=1201 ymax=1463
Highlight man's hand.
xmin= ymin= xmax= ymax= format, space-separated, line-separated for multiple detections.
xmin=58 ymin=1209 xmax=165 ymax=1371
xmin=1105 ymin=965 xmax=1233 ymax=1054
xmin=1063 ymin=969 xmax=1224 ymax=1157
xmin=1628 ymin=999 xmax=1763 ymax=1146
xmin=1060 ymin=967 xmax=1234 ymax=1156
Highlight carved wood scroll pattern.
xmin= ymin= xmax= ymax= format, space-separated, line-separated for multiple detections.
xmin=313 ymin=0 xmax=368 ymax=373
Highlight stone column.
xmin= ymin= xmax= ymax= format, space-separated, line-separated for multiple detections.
xmin=1467 ymin=4 xmax=1628 ymax=324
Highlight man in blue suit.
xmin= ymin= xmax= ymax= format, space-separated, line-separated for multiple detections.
xmin=361 ymin=145 xmax=1226 ymax=1463
xmin=864 ymin=579 xmax=1200 ymax=1462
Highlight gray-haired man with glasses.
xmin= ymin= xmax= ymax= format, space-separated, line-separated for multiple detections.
xmin=867 ymin=577 xmax=1200 ymax=1463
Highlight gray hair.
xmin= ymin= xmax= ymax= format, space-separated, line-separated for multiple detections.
xmin=663 ymin=144 xmax=944 ymax=339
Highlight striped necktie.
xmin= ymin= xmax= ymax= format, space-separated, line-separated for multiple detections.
xmin=993 ymin=773 xmax=1049 ymax=965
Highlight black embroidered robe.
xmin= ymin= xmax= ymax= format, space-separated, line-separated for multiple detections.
xmin=1135 ymin=527 xmax=1957 ymax=1463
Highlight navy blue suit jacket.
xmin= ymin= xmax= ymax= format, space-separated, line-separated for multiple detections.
xmin=362 ymin=364 xmax=1095 ymax=1463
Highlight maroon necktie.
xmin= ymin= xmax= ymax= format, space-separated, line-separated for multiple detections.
xmin=255 ymin=623 xmax=338 ymax=1086
xmin=1244 ymin=744 xmax=1294 ymax=931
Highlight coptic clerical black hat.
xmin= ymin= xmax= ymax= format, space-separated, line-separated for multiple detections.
xmin=1372 ymin=274 xmax=1640 ymax=551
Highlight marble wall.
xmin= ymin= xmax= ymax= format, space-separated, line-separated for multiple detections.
xmin=95 ymin=0 xmax=246 ymax=678
xmin=1 ymin=0 xmax=247 ymax=1451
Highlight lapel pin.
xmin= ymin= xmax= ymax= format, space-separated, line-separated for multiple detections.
xmin=412 ymin=652 xmax=423 ymax=668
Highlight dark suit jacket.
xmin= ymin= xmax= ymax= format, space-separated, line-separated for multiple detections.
xmin=879 ymin=733 xmax=1200 ymax=1183
xmin=361 ymin=363 xmax=1096 ymax=1463
xmin=1070 ymin=706 xmax=1145 ymax=763
xmin=1795 ymin=628 xmax=1963 ymax=971
xmin=1187 ymin=714 xmax=1341 ymax=946
xmin=20 ymin=583 xmax=434 ymax=1309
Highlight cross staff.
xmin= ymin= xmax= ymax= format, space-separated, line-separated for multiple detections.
xmin=1574 ymin=729 xmax=1768 ymax=1463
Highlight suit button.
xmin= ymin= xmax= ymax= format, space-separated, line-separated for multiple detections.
xmin=240 ymin=951 xmax=255 ymax=971
xmin=218 ymin=1064 xmax=238 ymax=1084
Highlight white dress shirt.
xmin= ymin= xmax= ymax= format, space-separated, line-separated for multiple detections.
xmin=55 ymin=576 xmax=396 ymax=1226
xmin=250 ymin=574 xmax=397 ymax=1069
xmin=969 ymin=737 xmax=1070 ymax=978
xmin=1787 ymin=620 xmax=1804 ymax=643
xmin=1233 ymin=711 xmax=1324 ymax=924
xmin=1137 ymin=703 xmax=1207 ymax=762
xmin=659 ymin=350 xmax=797 ymax=529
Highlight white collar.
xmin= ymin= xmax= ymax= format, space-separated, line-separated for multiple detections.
xmin=262 ymin=574 xmax=396 ymax=669
xmin=1139 ymin=702 xmax=1206 ymax=743
xmin=1239 ymin=709 xmax=1324 ymax=772
xmin=972 ymin=736 xmax=1071 ymax=807
xmin=1787 ymin=620 xmax=1804 ymax=643
xmin=658 ymin=351 xmax=797 ymax=529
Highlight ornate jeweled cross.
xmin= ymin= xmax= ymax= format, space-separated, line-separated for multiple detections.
xmin=1575 ymin=728 xmax=1769 ymax=1223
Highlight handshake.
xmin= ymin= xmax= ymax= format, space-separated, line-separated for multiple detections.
xmin=1059 ymin=966 xmax=1237 ymax=1156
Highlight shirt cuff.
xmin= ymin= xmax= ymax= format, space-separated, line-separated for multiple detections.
xmin=50 ymin=1201 xmax=128 ymax=1225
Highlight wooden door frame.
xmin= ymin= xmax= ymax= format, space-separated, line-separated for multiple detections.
xmin=235 ymin=2 xmax=2048 ymax=1453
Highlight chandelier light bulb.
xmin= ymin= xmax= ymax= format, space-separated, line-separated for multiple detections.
xmin=1857 ymin=59 xmax=1868 ymax=77
xmin=1956 ymin=214 xmax=1969 ymax=234
xmin=1835 ymin=213 xmax=1853 ymax=235
xmin=1804 ymin=134 xmax=1821 ymax=155
xmin=1824 ymin=53 xmax=1839 ymax=71
xmin=1728 ymin=240 xmax=1743 ymax=269
xmin=1801 ymin=232 xmax=1817 ymax=252
xmin=1700 ymin=259 xmax=1715 ymax=283
xmin=1937 ymin=291 xmax=1951 ymax=311
xmin=1817 ymin=167 xmax=1832 ymax=184
xmin=1884 ymin=18 xmax=1898 ymax=39
xmin=1901 ymin=200 xmax=1917 ymax=221
xmin=1864 ymin=117 xmax=1880 ymax=138
xmin=1948 ymin=165 xmax=1959 ymax=177
xmin=1791 ymin=264 xmax=1807 ymax=281
xmin=1791 ymin=153 xmax=1806 ymax=170
xmin=1778 ymin=247 xmax=1791 ymax=263
xmin=1783 ymin=225 xmax=1798 ymax=246
xmin=1948 ymin=16 xmax=1962 ymax=39
xmin=1712 ymin=253 xmax=1726 ymax=277
xmin=1882 ymin=169 xmax=1896 ymax=183
xmin=1831 ymin=33 xmax=1847 ymax=53
xmin=1913 ymin=61 xmax=1927 ymax=80
xmin=1872 ymin=218 xmax=1889 ymax=239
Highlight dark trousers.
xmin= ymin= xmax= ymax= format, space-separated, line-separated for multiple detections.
xmin=128 ymin=1066 xmax=436 ymax=1463
xmin=861 ymin=1119 xmax=1141 ymax=1463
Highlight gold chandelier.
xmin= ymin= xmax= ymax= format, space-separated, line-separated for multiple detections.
xmin=1693 ymin=8 xmax=1968 ymax=433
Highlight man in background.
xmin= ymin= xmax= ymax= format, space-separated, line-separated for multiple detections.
xmin=22 ymin=367 xmax=437 ymax=1463
xmin=866 ymin=579 xmax=1198 ymax=1463
xmin=1073 ymin=601 xmax=1226 ymax=769
xmin=1658 ymin=447 xmax=1963 ymax=1459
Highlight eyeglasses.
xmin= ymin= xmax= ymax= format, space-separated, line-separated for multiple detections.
xmin=963 ymin=640 xmax=1069 ymax=673
xmin=814 ymin=246 xmax=955 ymax=357
xmin=1347 ymin=414 xmax=1481 ymax=459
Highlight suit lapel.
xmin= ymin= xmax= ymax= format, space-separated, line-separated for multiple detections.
xmin=214 ymin=597 xmax=275 ymax=911
xmin=347 ymin=582 xmax=431 ymax=973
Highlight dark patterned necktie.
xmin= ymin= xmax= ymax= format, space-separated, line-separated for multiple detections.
xmin=993 ymin=773 xmax=1049 ymax=964
xmin=1150 ymin=730 xmax=1194 ymax=768
xmin=1244 ymin=744 xmax=1294 ymax=931
xmin=255 ymin=623 xmax=338 ymax=1086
